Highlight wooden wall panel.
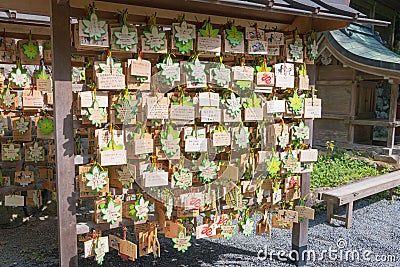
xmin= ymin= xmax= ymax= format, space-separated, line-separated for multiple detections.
xmin=354 ymin=125 xmax=373 ymax=144
xmin=314 ymin=119 xmax=349 ymax=142
xmin=317 ymin=65 xmax=354 ymax=81
xmin=318 ymin=85 xmax=352 ymax=115
xmin=357 ymin=81 xmax=377 ymax=118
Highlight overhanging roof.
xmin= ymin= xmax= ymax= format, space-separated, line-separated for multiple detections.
xmin=320 ymin=23 xmax=400 ymax=79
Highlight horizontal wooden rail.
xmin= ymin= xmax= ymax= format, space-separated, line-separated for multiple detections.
xmin=76 ymin=214 xmax=157 ymax=235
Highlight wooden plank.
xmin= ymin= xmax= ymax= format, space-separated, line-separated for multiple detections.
xmin=321 ymin=195 xmax=340 ymax=205
xmin=350 ymin=119 xmax=400 ymax=127
xmin=0 ymin=183 xmax=43 ymax=194
xmin=331 ymin=215 xmax=346 ymax=222
xmin=50 ymin=1 xmax=77 ymax=267
xmin=338 ymin=178 xmax=400 ymax=205
xmin=316 ymin=80 xmax=353 ymax=86
xmin=387 ymin=81 xmax=399 ymax=148
xmin=322 ymin=171 xmax=400 ymax=205
xmin=325 ymin=171 xmax=400 ymax=197
xmin=0 ymin=0 xmax=50 ymax=15
xmin=356 ymin=73 xmax=383 ymax=81
xmin=322 ymin=114 xmax=351 ymax=120
xmin=0 ymin=22 xmax=50 ymax=39
xmin=76 ymin=215 xmax=157 ymax=235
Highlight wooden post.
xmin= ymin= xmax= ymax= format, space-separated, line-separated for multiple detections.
xmin=326 ymin=201 xmax=333 ymax=224
xmin=348 ymin=70 xmax=357 ymax=143
xmin=387 ymin=80 xmax=399 ymax=148
xmin=291 ymin=64 xmax=315 ymax=266
xmin=345 ymin=201 xmax=353 ymax=229
xmin=390 ymin=14 xmax=396 ymax=49
xmin=50 ymin=1 xmax=78 ymax=266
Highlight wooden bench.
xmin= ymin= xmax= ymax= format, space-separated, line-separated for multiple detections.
xmin=321 ymin=170 xmax=400 ymax=228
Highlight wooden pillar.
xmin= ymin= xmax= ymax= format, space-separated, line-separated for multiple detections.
xmin=291 ymin=64 xmax=314 ymax=266
xmin=50 ymin=0 xmax=77 ymax=266
xmin=387 ymin=80 xmax=399 ymax=148
xmin=390 ymin=14 xmax=396 ymax=49
xmin=348 ymin=70 xmax=357 ymax=143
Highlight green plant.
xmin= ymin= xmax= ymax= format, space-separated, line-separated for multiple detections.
xmin=310 ymin=150 xmax=391 ymax=190
xmin=33 ymin=252 xmax=43 ymax=261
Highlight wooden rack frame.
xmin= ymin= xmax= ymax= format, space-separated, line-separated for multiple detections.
xmin=0 ymin=0 xmax=389 ymax=266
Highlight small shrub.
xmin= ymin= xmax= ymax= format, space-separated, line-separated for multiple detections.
xmin=310 ymin=150 xmax=391 ymax=190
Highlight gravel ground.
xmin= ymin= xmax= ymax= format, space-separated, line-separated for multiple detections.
xmin=0 ymin=197 xmax=399 ymax=267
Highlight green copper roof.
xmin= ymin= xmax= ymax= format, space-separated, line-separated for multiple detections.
xmin=324 ymin=23 xmax=400 ymax=70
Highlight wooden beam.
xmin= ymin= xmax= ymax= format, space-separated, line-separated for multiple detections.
xmin=50 ymin=0 xmax=77 ymax=266
xmin=387 ymin=80 xmax=399 ymax=148
xmin=0 ymin=183 xmax=43 ymax=194
xmin=76 ymin=214 xmax=157 ymax=235
xmin=0 ymin=22 xmax=50 ymax=39
xmin=69 ymin=0 xmax=288 ymax=30
xmin=316 ymin=80 xmax=353 ymax=86
xmin=350 ymin=119 xmax=400 ymax=127
xmin=0 ymin=0 xmax=50 ymax=15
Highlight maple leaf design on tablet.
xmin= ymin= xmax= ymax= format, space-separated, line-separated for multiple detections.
xmin=199 ymin=22 xmax=219 ymax=38
xmin=226 ymin=25 xmax=243 ymax=47
xmin=174 ymin=21 xmax=194 ymax=43
xmin=15 ymin=117 xmax=30 ymax=134
xmin=172 ymin=231 xmax=191 ymax=253
xmin=225 ymin=93 xmax=241 ymax=117
xmin=10 ymin=67 xmax=28 ymax=87
xmin=22 ymin=40 xmax=39 ymax=59
xmin=2 ymin=90 xmax=16 ymax=108
xmin=85 ymin=166 xmax=108 ymax=192
xmin=37 ymin=117 xmax=54 ymax=135
xmin=211 ymin=63 xmax=231 ymax=87
xmin=3 ymin=143 xmax=20 ymax=161
xmin=240 ymin=217 xmax=255 ymax=236
xmin=143 ymin=25 xmax=166 ymax=52
xmin=156 ymin=56 xmax=180 ymax=86
xmin=82 ymin=13 xmax=107 ymax=41
xmin=100 ymin=199 xmax=122 ymax=224
xmin=114 ymin=96 xmax=138 ymax=125
xmin=198 ymin=159 xmax=218 ymax=183
xmin=129 ymin=197 xmax=149 ymax=221
xmin=234 ymin=126 xmax=250 ymax=149
xmin=94 ymin=239 xmax=106 ymax=265
xmin=28 ymin=142 xmax=44 ymax=163
xmin=267 ymin=155 xmax=281 ymax=176
xmin=98 ymin=56 xmax=123 ymax=74
xmin=160 ymin=124 xmax=180 ymax=157
xmin=114 ymin=24 xmax=137 ymax=51
xmin=87 ymin=100 xmax=107 ymax=127
xmin=117 ymin=165 xmax=135 ymax=188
